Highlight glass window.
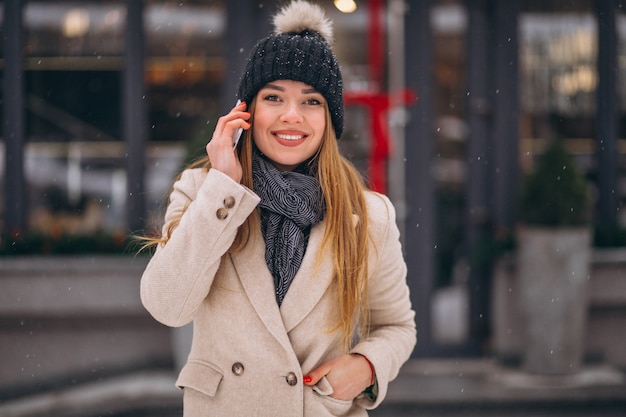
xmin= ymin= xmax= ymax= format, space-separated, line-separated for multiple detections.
xmin=23 ymin=2 xmax=128 ymax=236
xmin=520 ymin=12 xmax=597 ymax=141
xmin=17 ymin=1 xmax=226 ymax=238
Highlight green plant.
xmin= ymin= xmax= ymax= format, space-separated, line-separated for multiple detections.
xmin=519 ymin=140 xmax=589 ymax=227
xmin=0 ymin=230 xmax=141 ymax=256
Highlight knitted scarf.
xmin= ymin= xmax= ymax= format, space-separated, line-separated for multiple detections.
xmin=252 ymin=152 xmax=325 ymax=305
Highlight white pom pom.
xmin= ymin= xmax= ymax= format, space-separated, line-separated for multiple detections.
xmin=273 ymin=1 xmax=334 ymax=44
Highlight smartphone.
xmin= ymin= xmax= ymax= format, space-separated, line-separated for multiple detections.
xmin=232 ymin=100 xmax=244 ymax=150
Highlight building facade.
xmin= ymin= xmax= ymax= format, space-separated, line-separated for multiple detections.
xmin=1 ymin=0 xmax=625 ymax=357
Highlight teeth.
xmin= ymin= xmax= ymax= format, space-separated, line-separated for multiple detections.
xmin=276 ymin=134 xmax=305 ymax=141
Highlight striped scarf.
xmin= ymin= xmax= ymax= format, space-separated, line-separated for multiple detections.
xmin=252 ymin=152 xmax=325 ymax=305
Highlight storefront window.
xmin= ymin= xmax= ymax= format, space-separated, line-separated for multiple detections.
xmin=23 ymin=2 xmax=127 ymax=236
xmin=520 ymin=12 xmax=598 ymax=141
xmin=144 ymin=1 xmax=224 ymax=146
xmin=520 ymin=7 xmax=626 ymax=142
xmin=18 ymin=1 xmax=225 ymax=238
xmin=522 ymin=14 xmax=597 ymax=117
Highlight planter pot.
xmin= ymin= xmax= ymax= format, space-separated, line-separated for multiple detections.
xmin=517 ymin=226 xmax=592 ymax=375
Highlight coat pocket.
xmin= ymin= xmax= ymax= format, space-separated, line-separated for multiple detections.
xmin=176 ymin=360 xmax=224 ymax=397
xmin=312 ymin=376 xmax=334 ymax=396
xmin=311 ymin=376 xmax=354 ymax=415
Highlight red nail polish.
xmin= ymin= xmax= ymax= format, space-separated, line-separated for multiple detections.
xmin=303 ymin=375 xmax=312 ymax=384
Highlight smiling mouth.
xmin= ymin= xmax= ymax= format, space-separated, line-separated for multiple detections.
xmin=274 ymin=133 xmax=307 ymax=141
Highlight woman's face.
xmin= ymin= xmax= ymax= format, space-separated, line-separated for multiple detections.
xmin=252 ymin=79 xmax=326 ymax=171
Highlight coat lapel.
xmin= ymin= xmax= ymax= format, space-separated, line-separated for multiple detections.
xmin=230 ymin=231 xmax=293 ymax=352
xmin=279 ymin=219 xmax=334 ymax=333
xmin=231 ymin=219 xmax=335 ymax=343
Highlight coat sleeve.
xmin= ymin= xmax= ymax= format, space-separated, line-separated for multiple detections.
xmin=351 ymin=193 xmax=416 ymax=409
xmin=140 ymin=168 xmax=260 ymax=327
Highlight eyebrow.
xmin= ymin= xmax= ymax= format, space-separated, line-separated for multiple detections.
xmin=263 ymin=83 xmax=319 ymax=95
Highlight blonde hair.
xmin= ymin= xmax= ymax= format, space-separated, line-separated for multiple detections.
xmin=144 ymin=100 xmax=370 ymax=350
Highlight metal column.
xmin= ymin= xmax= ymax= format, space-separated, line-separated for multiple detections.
xmin=491 ymin=0 xmax=520 ymax=235
xmin=3 ymin=0 xmax=26 ymax=235
xmin=465 ymin=0 xmax=492 ymax=355
xmin=388 ymin=0 xmax=408 ymax=242
xmin=405 ymin=0 xmax=435 ymax=357
xmin=124 ymin=0 xmax=147 ymax=232
xmin=595 ymin=0 xmax=618 ymax=227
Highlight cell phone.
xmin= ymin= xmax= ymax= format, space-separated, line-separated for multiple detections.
xmin=232 ymin=100 xmax=244 ymax=150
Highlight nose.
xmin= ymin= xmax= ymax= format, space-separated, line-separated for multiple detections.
xmin=280 ymin=102 xmax=303 ymax=124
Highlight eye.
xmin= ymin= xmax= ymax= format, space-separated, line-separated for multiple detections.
xmin=262 ymin=93 xmax=281 ymax=102
xmin=304 ymin=97 xmax=323 ymax=106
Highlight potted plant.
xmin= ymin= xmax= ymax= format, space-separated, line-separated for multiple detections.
xmin=517 ymin=139 xmax=591 ymax=375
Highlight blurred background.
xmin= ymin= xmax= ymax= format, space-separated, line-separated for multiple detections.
xmin=2 ymin=0 xmax=626 ymax=416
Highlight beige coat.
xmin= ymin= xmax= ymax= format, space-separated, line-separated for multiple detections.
xmin=141 ymin=168 xmax=416 ymax=417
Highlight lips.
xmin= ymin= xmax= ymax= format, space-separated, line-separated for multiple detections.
xmin=272 ymin=130 xmax=308 ymax=147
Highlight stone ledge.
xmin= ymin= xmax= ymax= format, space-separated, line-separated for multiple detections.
xmin=0 ymin=256 xmax=172 ymax=396
xmin=382 ymin=360 xmax=626 ymax=406
xmin=0 ymin=370 xmax=180 ymax=417
xmin=0 ymin=256 xmax=149 ymax=316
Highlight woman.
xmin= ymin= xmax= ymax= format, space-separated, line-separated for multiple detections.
xmin=140 ymin=1 xmax=416 ymax=416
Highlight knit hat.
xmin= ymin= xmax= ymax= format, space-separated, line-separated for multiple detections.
xmin=237 ymin=1 xmax=344 ymax=138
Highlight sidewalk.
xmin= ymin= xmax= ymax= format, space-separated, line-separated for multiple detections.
xmin=0 ymin=359 xmax=624 ymax=417
xmin=371 ymin=359 xmax=626 ymax=417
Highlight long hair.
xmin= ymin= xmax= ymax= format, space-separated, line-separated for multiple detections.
xmin=316 ymin=111 xmax=371 ymax=350
xmin=143 ymin=99 xmax=370 ymax=350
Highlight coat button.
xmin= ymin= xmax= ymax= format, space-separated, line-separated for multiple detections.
xmin=285 ymin=372 xmax=297 ymax=386
xmin=232 ymin=362 xmax=244 ymax=376
xmin=216 ymin=207 xmax=229 ymax=220
xmin=223 ymin=196 xmax=236 ymax=209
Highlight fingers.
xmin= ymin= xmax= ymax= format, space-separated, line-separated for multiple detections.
xmin=303 ymin=354 xmax=373 ymax=400
xmin=210 ymin=101 xmax=251 ymax=149
xmin=205 ymin=101 xmax=251 ymax=182
xmin=303 ymin=363 xmax=331 ymax=386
